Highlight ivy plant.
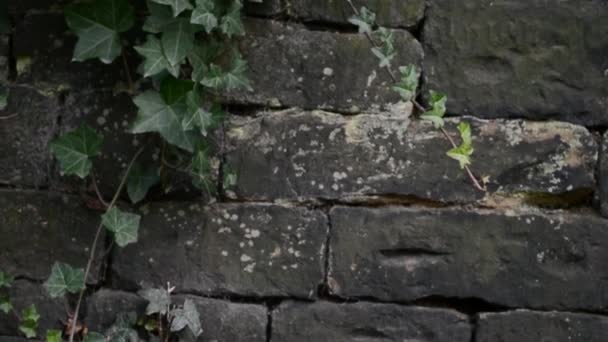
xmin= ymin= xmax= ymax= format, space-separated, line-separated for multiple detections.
xmin=0 ymin=271 xmax=41 ymax=339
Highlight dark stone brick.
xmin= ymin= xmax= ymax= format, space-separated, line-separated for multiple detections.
xmin=244 ymin=0 xmax=283 ymax=16
xmin=111 ymin=202 xmax=327 ymax=298
xmin=422 ymin=0 xmax=608 ymax=126
xmin=226 ymin=109 xmax=596 ymax=202
xmin=84 ymin=290 xmax=147 ymax=332
xmin=477 ymin=310 xmax=608 ymax=342
xmin=329 ymin=206 xmax=608 ymax=310
xmin=272 ymin=301 xmax=472 ymax=342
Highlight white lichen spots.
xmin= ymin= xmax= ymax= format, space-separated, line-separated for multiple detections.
xmin=329 ymin=128 xmax=342 ymax=141
xmin=299 ymin=124 xmax=311 ymax=132
xmin=273 ymin=166 xmax=279 ymax=174
xmin=287 ymin=225 xmax=293 ymax=231
xmin=218 ymin=227 xmax=232 ymax=234
xmin=499 ymin=120 xmax=524 ymax=146
xmin=96 ymin=116 xmax=106 ymax=125
xmin=250 ymin=229 xmax=261 ymax=238
xmin=366 ymin=70 xmax=377 ymax=87
xmin=240 ymin=254 xmax=252 ymax=262
xmin=270 ymin=246 xmax=281 ymax=258
xmin=290 ymin=264 xmax=298 ymax=269
xmin=239 ymin=242 xmax=245 ymax=248
xmin=177 ymin=210 xmax=185 ymax=217
xmin=322 ymin=67 xmax=334 ymax=76
xmin=221 ymin=250 xmax=228 ymax=256
xmin=333 ymin=171 xmax=347 ymax=181
xmin=332 ymin=184 xmax=339 ymax=191
xmin=240 ymin=223 xmax=246 ymax=228
xmin=248 ymin=240 xmax=254 ymax=247
xmin=536 ymin=251 xmax=545 ymax=263
xmin=318 ymin=184 xmax=324 ymax=190
xmin=244 ymin=262 xmax=256 ymax=273
xmin=297 ymin=77 xmax=304 ymax=82
xmin=148 ymin=257 xmax=155 ymax=264
xmin=185 ymin=240 xmax=194 ymax=247
xmin=231 ymin=214 xmax=238 ymax=221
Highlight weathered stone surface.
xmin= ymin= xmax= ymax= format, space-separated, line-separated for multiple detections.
xmin=272 ymin=301 xmax=472 ymax=342
xmin=226 ymin=109 xmax=596 ymax=202
xmin=422 ymin=0 xmax=608 ymax=126
xmin=477 ymin=310 xmax=608 ymax=342
xmin=244 ymin=0 xmax=283 ymax=16
xmin=84 ymin=290 xmax=147 ymax=332
xmin=328 ymin=206 xmax=608 ymax=310
xmin=14 ymin=13 xmax=131 ymax=92
xmin=228 ymin=18 xmax=423 ymax=112
xmin=111 ymin=202 xmax=327 ymax=298
xmin=0 ymin=86 xmax=59 ymax=187
xmin=0 ymin=280 xmax=64 ymax=337
xmin=0 ymin=191 xmax=103 ymax=282
xmin=599 ymin=131 xmax=608 ymax=217
xmin=290 ymin=0 xmax=425 ymax=29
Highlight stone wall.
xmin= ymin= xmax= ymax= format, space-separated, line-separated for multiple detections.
xmin=1 ymin=0 xmax=608 ymax=341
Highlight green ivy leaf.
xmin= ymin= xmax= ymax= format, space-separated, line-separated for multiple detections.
xmin=393 ymin=64 xmax=419 ymax=102
xmin=105 ymin=313 xmax=139 ymax=342
xmin=127 ymin=163 xmax=160 ymax=204
xmin=138 ymin=288 xmax=170 ymax=315
xmin=50 ymin=125 xmax=103 ymax=179
xmin=188 ymin=41 xmax=221 ymax=82
xmin=161 ymin=77 xmax=195 ymax=105
xmin=191 ymin=0 xmax=217 ymax=33
xmin=182 ymin=90 xmax=214 ymax=135
xmin=44 ymin=262 xmax=85 ymax=298
xmin=135 ymin=35 xmax=178 ymax=78
xmin=19 ymin=304 xmax=39 ymax=338
xmin=190 ymin=149 xmax=213 ymax=191
xmin=170 ymin=299 xmax=202 ymax=336
xmin=0 ymin=271 xmax=13 ymax=288
xmin=223 ymin=55 xmax=252 ymax=91
xmin=131 ymin=90 xmax=196 ymax=152
xmin=162 ymin=18 xmax=195 ymax=66
xmin=200 ymin=64 xmax=224 ymax=89
xmin=348 ymin=7 xmax=375 ymax=34
xmin=65 ymin=0 xmax=134 ymax=64
xmin=46 ymin=329 xmax=62 ymax=342
xmin=0 ymin=293 xmax=12 ymax=314
xmin=220 ymin=1 xmax=244 ymax=37
xmin=446 ymin=122 xmax=474 ymax=169
xmin=420 ymin=90 xmax=447 ymax=128
xmin=101 ymin=207 xmax=141 ymax=247
xmin=223 ymin=167 xmax=237 ymax=190
xmin=144 ymin=0 xmax=175 ymax=33
xmin=84 ymin=332 xmax=106 ymax=342
xmin=152 ymin=0 xmax=193 ymax=17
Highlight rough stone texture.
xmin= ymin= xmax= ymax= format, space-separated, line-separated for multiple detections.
xmin=111 ymin=202 xmax=327 ymax=298
xmin=244 ymin=0 xmax=283 ymax=16
xmin=226 ymin=108 xmax=597 ymax=202
xmin=329 ymin=206 xmax=608 ymax=310
xmin=477 ymin=310 xmax=608 ymax=342
xmin=599 ymin=131 xmax=608 ymax=217
xmin=0 ymin=191 xmax=103 ymax=282
xmin=0 ymin=280 xmax=64 ymax=337
xmin=229 ymin=18 xmax=423 ymax=112
xmin=423 ymin=0 xmax=608 ymax=126
xmin=290 ymin=0 xmax=425 ymax=29
xmin=0 ymin=86 xmax=59 ymax=187
xmin=84 ymin=290 xmax=147 ymax=332
xmin=272 ymin=301 xmax=472 ymax=342
xmin=14 ymin=13 xmax=131 ymax=92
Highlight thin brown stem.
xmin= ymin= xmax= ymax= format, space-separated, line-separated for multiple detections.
xmin=122 ymin=51 xmax=134 ymax=93
xmin=68 ymin=146 xmax=146 ymax=342
xmin=90 ymin=170 xmax=109 ymax=208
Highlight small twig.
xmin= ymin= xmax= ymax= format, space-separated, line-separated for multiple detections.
xmin=90 ymin=170 xmax=109 ymax=208
xmin=68 ymin=146 xmax=146 ymax=342
xmin=122 ymin=51 xmax=134 ymax=93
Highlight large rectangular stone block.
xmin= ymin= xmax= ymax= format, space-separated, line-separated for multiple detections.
xmin=225 ymin=109 xmax=596 ymax=202
xmin=272 ymin=301 xmax=472 ymax=342
xmin=111 ymin=202 xmax=327 ymax=298
xmin=422 ymin=0 xmax=608 ymax=126
xmin=229 ymin=18 xmax=423 ymax=112
xmin=328 ymin=206 xmax=608 ymax=311
xmin=477 ymin=310 xmax=608 ymax=342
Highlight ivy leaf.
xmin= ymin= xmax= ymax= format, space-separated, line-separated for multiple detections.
xmin=393 ymin=64 xmax=419 ymax=102
xmin=44 ymin=262 xmax=85 ymax=298
xmin=135 ymin=35 xmax=178 ymax=78
xmin=190 ymin=149 xmax=213 ymax=191
xmin=65 ymin=0 xmax=134 ymax=64
xmin=223 ymin=167 xmax=237 ymax=190
xmin=46 ymin=330 xmax=62 ymax=342
xmin=50 ymin=125 xmax=103 ymax=179
xmin=188 ymin=41 xmax=221 ymax=82
xmin=127 ymin=163 xmax=160 ymax=204
xmin=182 ymin=90 xmax=214 ymax=135
xmin=161 ymin=77 xmax=194 ymax=104
xmin=224 ymin=55 xmax=252 ymax=91
xmin=131 ymin=90 xmax=195 ymax=152
xmin=420 ymin=90 xmax=447 ymax=128
xmin=162 ymin=18 xmax=195 ymax=66
xmin=84 ymin=332 xmax=106 ymax=342
xmin=170 ymin=299 xmax=202 ymax=336
xmin=152 ymin=0 xmax=193 ymax=17
xmin=348 ymin=7 xmax=375 ymax=34
xmin=191 ymin=0 xmax=217 ymax=33
xmin=19 ymin=304 xmax=39 ymax=338
xmin=138 ymin=288 xmax=170 ymax=315
xmin=101 ymin=207 xmax=141 ymax=247
xmin=447 ymin=122 xmax=474 ymax=169
xmin=220 ymin=1 xmax=244 ymax=37
xmin=0 ymin=293 xmax=12 ymax=314
xmin=105 ymin=313 xmax=139 ymax=342
xmin=0 ymin=271 xmax=13 ymax=287
xmin=144 ymin=0 xmax=175 ymax=33
xmin=200 ymin=64 xmax=224 ymax=89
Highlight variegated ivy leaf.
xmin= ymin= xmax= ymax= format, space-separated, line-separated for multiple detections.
xmin=44 ymin=262 xmax=85 ymax=298
xmin=447 ymin=122 xmax=474 ymax=169
xmin=138 ymin=288 xmax=171 ymax=315
xmin=135 ymin=35 xmax=179 ymax=78
xmin=144 ymin=0 xmax=175 ymax=33
xmin=191 ymin=0 xmax=217 ymax=33
xmin=131 ymin=90 xmax=196 ymax=152
xmin=190 ymin=149 xmax=213 ymax=191
xmin=152 ymin=0 xmax=193 ymax=17
xmin=101 ymin=207 xmax=141 ymax=247
xmin=348 ymin=6 xmax=375 ymax=34
xmin=371 ymin=28 xmax=396 ymax=68
xmin=19 ymin=304 xmax=39 ymax=338
xmin=393 ymin=64 xmax=419 ymax=102
xmin=170 ymin=299 xmax=203 ymax=336
xmin=50 ymin=125 xmax=103 ymax=179
xmin=220 ymin=0 xmax=244 ymax=37
xmin=127 ymin=163 xmax=160 ymax=204
xmin=65 ymin=0 xmax=134 ymax=64
xmin=420 ymin=90 xmax=447 ymax=128
xmin=162 ymin=18 xmax=196 ymax=66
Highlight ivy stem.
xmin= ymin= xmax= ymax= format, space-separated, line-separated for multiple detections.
xmin=122 ymin=51 xmax=134 ymax=93
xmin=345 ymin=0 xmax=485 ymax=192
xmin=68 ymin=146 xmax=145 ymax=342
xmin=90 ymin=169 xmax=109 ymax=208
